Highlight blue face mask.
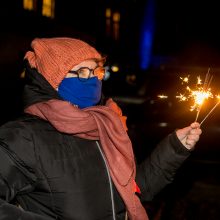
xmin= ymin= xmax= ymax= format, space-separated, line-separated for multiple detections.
xmin=58 ymin=77 xmax=102 ymax=109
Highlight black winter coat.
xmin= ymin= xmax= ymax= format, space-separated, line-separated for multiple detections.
xmin=0 ymin=64 xmax=191 ymax=220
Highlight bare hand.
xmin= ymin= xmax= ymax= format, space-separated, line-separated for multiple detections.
xmin=176 ymin=122 xmax=202 ymax=150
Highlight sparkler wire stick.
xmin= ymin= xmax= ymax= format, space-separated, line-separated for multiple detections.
xmin=195 ymin=109 xmax=200 ymax=122
xmin=200 ymin=100 xmax=220 ymax=125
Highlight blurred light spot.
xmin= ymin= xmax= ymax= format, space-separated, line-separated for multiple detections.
xmin=20 ymin=70 xmax=25 ymax=78
xmin=111 ymin=65 xmax=119 ymax=72
xmin=126 ymin=74 xmax=136 ymax=85
xmin=103 ymin=66 xmax=111 ymax=80
xmin=23 ymin=0 xmax=34 ymax=10
xmin=158 ymin=122 xmax=168 ymax=127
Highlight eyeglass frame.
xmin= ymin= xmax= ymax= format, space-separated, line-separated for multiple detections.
xmin=68 ymin=66 xmax=105 ymax=81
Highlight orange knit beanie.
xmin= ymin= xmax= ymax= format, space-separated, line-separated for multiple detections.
xmin=24 ymin=37 xmax=102 ymax=89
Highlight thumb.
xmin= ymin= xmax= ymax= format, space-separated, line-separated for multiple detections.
xmin=176 ymin=126 xmax=192 ymax=141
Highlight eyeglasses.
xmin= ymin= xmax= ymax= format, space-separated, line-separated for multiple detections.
xmin=68 ymin=66 xmax=106 ymax=81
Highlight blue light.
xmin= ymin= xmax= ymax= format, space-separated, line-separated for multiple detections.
xmin=139 ymin=0 xmax=155 ymax=70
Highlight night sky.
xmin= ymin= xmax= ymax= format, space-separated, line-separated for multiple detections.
xmin=154 ymin=1 xmax=220 ymax=66
xmin=1 ymin=1 xmax=220 ymax=66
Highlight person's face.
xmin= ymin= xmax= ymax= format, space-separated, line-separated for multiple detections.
xmin=57 ymin=59 xmax=104 ymax=108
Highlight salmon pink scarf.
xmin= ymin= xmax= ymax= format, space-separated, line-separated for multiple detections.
xmin=25 ymin=98 xmax=148 ymax=220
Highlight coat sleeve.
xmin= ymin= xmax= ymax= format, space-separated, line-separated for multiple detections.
xmin=136 ymin=131 xmax=191 ymax=202
xmin=0 ymin=123 xmax=54 ymax=220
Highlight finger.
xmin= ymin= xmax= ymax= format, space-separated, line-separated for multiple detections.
xmin=190 ymin=122 xmax=200 ymax=129
xmin=179 ymin=126 xmax=192 ymax=136
xmin=176 ymin=126 xmax=192 ymax=140
xmin=187 ymin=134 xmax=200 ymax=142
xmin=189 ymin=128 xmax=202 ymax=135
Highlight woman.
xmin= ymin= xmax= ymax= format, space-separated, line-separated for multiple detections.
xmin=0 ymin=37 xmax=202 ymax=220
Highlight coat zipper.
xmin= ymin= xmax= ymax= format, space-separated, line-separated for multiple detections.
xmin=96 ymin=141 xmax=117 ymax=220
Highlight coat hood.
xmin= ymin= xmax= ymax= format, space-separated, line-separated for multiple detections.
xmin=22 ymin=60 xmax=61 ymax=109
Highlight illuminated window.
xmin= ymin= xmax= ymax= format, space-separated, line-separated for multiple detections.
xmin=113 ymin=12 xmax=120 ymax=23
xmin=105 ymin=8 xmax=121 ymax=41
xmin=23 ymin=0 xmax=35 ymax=11
xmin=113 ymin=12 xmax=120 ymax=41
xmin=105 ymin=8 xmax=112 ymax=37
xmin=105 ymin=8 xmax=111 ymax=18
xmin=42 ymin=0 xmax=55 ymax=18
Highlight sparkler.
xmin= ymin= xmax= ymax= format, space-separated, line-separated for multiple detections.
xmin=158 ymin=68 xmax=219 ymax=125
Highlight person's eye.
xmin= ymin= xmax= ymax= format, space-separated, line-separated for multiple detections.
xmin=78 ymin=68 xmax=89 ymax=77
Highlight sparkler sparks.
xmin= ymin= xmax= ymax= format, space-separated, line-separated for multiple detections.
xmin=157 ymin=94 xmax=168 ymax=99
xmin=180 ymin=75 xmax=190 ymax=84
xmin=190 ymin=87 xmax=213 ymax=112
xmin=176 ymin=69 xmax=214 ymax=122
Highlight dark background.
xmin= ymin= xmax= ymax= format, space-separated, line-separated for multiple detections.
xmin=0 ymin=1 xmax=220 ymax=219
